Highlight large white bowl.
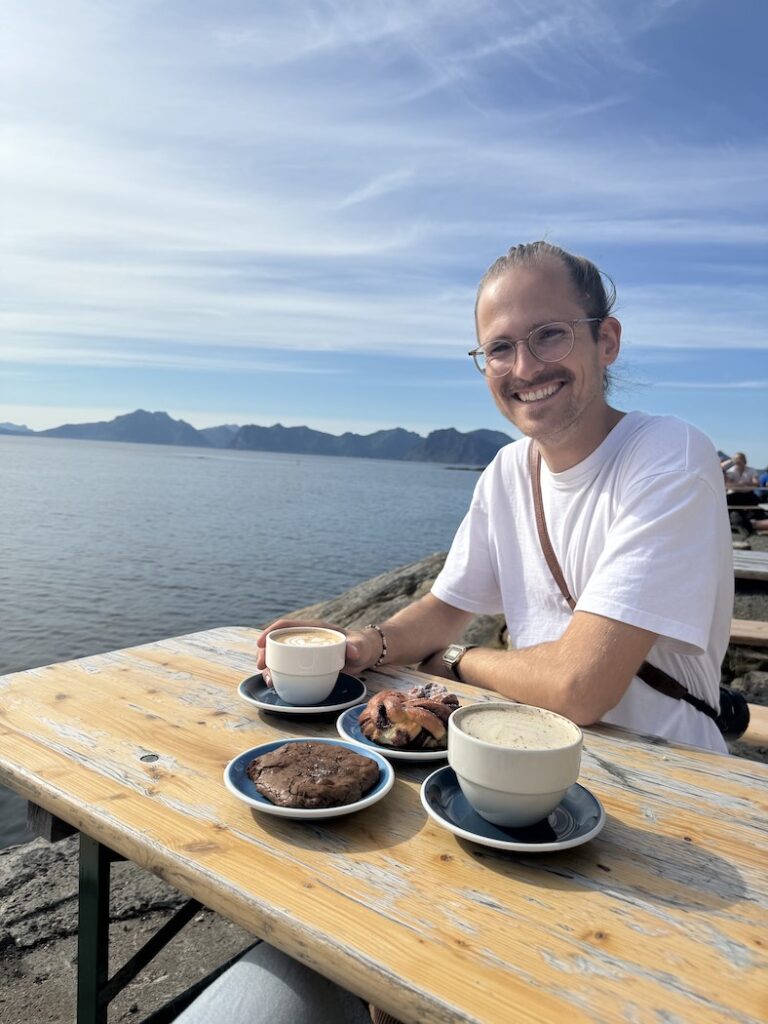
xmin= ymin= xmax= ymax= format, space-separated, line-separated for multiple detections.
xmin=448 ymin=702 xmax=583 ymax=828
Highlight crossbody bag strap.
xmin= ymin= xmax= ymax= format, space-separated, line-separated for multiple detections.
xmin=527 ymin=442 xmax=576 ymax=612
xmin=526 ymin=441 xmax=718 ymax=722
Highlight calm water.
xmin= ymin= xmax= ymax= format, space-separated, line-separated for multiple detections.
xmin=0 ymin=436 xmax=478 ymax=847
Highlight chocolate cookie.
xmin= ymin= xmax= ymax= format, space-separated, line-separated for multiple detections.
xmin=247 ymin=741 xmax=380 ymax=809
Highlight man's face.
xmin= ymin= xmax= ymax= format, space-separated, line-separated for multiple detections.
xmin=475 ymin=260 xmax=620 ymax=449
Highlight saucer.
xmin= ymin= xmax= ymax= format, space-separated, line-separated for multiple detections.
xmin=336 ymin=705 xmax=449 ymax=762
xmin=224 ymin=738 xmax=394 ymax=820
xmin=238 ymin=672 xmax=367 ymax=715
xmin=420 ymin=767 xmax=605 ymax=853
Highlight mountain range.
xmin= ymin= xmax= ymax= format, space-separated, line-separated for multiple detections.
xmin=2 ymin=410 xmax=514 ymax=465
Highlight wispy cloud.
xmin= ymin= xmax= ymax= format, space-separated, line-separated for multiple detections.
xmin=2 ymin=0 xmax=765 ymax=460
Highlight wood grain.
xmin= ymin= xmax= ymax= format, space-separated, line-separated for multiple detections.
xmin=730 ymin=618 xmax=768 ymax=646
xmin=1 ymin=626 xmax=766 ymax=1023
xmin=733 ymin=550 xmax=768 ymax=581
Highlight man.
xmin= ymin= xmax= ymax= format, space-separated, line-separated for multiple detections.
xmin=723 ymin=452 xmax=768 ymax=534
xmin=260 ymin=241 xmax=732 ymax=754
xmin=179 ymin=242 xmax=733 ymax=1024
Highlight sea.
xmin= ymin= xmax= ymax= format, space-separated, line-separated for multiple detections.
xmin=0 ymin=435 xmax=480 ymax=848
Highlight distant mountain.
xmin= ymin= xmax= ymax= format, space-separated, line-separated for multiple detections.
xmin=12 ymin=409 xmax=515 ymax=464
xmin=0 ymin=422 xmax=34 ymax=434
xmin=199 ymin=424 xmax=240 ymax=448
xmin=38 ymin=410 xmax=211 ymax=447
xmin=230 ymin=422 xmax=513 ymax=463
xmin=403 ymin=428 xmax=513 ymax=465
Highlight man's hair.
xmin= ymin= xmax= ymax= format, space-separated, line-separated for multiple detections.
xmin=474 ymin=241 xmax=616 ymax=339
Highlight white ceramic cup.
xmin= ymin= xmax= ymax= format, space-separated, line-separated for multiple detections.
xmin=448 ymin=702 xmax=583 ymax=827
xmin=265 ymin=627 xmax=347 ymax=705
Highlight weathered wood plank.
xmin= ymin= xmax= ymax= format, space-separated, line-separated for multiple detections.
xmin=730 ymin=618 xmax=768 ymax=646
xmin=26 ymin=803 xmax=78 ymax=842
xmin=733 ymin=550 xmax=768 ymax=581
xmin=742 ymin=703 xmax=768 ymax=747
xmin=0 ymin=626 xmax=766 ymax=1024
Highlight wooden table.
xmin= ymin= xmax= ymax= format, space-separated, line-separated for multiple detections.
xmin=1 ymin=626 xmax=766 ymax=1023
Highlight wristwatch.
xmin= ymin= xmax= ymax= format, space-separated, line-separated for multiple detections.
xmin=442 ymin=644 xmax=477 ymax=681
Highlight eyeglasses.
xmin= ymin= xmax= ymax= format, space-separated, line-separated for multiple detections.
xmin=468 ymin=318 xmax=602 ymax=377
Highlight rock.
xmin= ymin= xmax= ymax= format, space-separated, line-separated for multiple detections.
xmin=0 ymin=837 xmax=252 ymax=1024
xmin=286 ymin=551 xmax=507 ymax=649
xmin=729 ymin=670 xmax=768 ymax=705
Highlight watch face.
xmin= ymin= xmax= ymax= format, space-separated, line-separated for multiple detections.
xmin=443 ymin=645 xmax=464 ymax=664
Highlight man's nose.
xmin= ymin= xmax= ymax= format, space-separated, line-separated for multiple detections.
xmin=513 ymin=340 xmax=545 ymax=378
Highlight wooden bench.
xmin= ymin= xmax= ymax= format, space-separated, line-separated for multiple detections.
xmin=730 ymin=618 xmax=768 ymax=646
xmin=740 ymin=703 xmax=768 ymax=747
xmin=733 ymin=550 xmax=768 ymax=582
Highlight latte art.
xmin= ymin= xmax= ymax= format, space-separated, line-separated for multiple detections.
xmin=272 ymin=629 xmax=342 ymax=647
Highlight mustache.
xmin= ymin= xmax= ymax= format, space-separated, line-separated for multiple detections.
xmin=503 ymin=369 xmax=574 ymax=392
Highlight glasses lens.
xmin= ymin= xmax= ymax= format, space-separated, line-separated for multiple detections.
xmin=478 ymin=341 xmax=516 ymax=376
xmin=529 ymin=323 xmax=573 ymax=362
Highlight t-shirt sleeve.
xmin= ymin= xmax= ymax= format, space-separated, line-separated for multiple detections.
xmin=431 ymin=493 xmax=504 ymax=615
xmin=575 ymin=470 xmax=726 ymax=654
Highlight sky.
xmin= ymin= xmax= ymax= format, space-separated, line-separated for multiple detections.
xmin=2 ymin=0 xmax=767 ymax=464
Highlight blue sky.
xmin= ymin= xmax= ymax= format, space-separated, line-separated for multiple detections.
xmin=2 ymin=1 xmax=767 ymax=464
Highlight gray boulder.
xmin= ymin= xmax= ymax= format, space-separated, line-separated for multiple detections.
xmin=286 ymin=551 xmax=507 ymax=649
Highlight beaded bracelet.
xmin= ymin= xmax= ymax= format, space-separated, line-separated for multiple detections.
xmin=366 ymin=624 xmax=387 ymax=668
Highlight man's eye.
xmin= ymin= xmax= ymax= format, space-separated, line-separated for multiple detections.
xmin=487 ymin=341 xmax=514 ymax=359
xmin=536 ymin=326 xmax=568 ymax=343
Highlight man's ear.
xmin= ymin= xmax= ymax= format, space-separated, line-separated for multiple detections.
xmin=599 ymin=316 xmax=621 ymax=366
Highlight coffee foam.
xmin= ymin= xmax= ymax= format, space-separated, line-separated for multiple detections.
xmin=273 ymin=629 xmax=341 ymax=647
xmin=459 ymin=706 xmax=578 ymax=750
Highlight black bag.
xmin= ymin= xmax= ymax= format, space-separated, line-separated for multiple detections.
xmin=716 ymin=687 xmax=751 ymax=741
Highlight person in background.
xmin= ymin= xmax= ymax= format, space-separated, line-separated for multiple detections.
xmin=176 ymin=241 xmax=734 ymax=1024
xmin=723 ymin=452 xmax=768 ymax=533
xmin=722 ymin=452 xmax=757 ymax=491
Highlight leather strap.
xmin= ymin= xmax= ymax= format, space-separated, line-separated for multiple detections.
xmin=527 ymin=442 xmax=718 ymax=722
xmin=528 ymin=442 xmax=576 ymax=611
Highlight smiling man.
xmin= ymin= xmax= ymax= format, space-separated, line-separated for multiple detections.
xmin=185 ymin=242 xmax=736 ymax=1024
xmin=259 ymin=241 xmax=733 ymax=755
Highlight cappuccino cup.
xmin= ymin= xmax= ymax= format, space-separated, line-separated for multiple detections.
xmin=265 ymin=627 xmax=346 ymax=705
xmin=448 ymin=702 xmax=582 ymax=827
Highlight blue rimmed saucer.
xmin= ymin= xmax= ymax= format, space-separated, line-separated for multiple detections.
xmin=238 ymin=672 xmax=366 ymax=715
xmin=336 ymin=705 xmax=449 ymax=762
xmin=224 ymin=737 xmax=394 ymax=820
xmin=420 ymin=766 xmax=605 ymax=853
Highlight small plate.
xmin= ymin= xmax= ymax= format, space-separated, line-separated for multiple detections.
xmin=238 ymin=672 xmax=367 ymax=715
xmin=420 ymin=766 xmax=605 ymax=853
xmin=224 ymin=738 xmax=395 ymax=820
xmin=336 ymin=705 xmax=449 ymax=762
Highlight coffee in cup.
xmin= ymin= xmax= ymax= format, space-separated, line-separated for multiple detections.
xmin=448 ymin=702 xmax=582 ymax=827
xmin=271 ymin=629 xmax=342 ymax=648
xmin=265 ymin=627 xmax=346 ymax=705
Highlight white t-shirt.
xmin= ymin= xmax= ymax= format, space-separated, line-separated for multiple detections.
xmin=432 ymin=412 xmax=733 ymax=753
xmin=724 ymin=465 xmax=756 ymax=489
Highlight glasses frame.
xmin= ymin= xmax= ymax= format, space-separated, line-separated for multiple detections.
xmin=468 ymin=318 xmax=603 ymax=377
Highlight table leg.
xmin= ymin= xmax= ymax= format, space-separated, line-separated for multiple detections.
xmin=77 ymin=834 xmax=111 ymax=1024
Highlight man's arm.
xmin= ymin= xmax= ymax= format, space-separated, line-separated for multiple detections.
xmin=419 ymin=610 xmax=657 ymax=725
xmin=256 ymin=598 xmax=655 ymax=725
xmin=255 ymin=593 xmax=473 ymax=675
